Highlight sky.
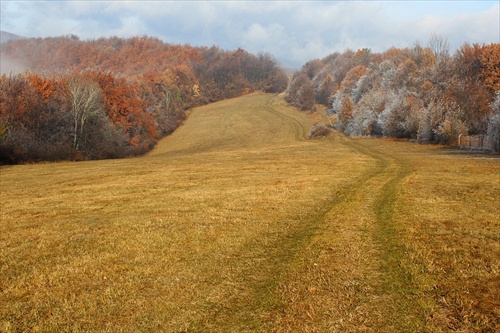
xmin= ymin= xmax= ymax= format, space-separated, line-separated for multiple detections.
xmin=1 ymin=0 xmax=499 ymax=68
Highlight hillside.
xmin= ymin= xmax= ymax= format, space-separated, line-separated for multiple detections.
xmin=1 ymin=93 xmax=498 ymax=332
xmin=0 ymin=30 xmax=25 ymax=43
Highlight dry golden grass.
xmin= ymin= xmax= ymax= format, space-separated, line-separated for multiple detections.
xmin=395 ymin=145 xmax=500 ymax=332
xmin=1 ymin=92 xmax=499 ymax=332
xmin=270 ymin=139 xmax=499 ymax=333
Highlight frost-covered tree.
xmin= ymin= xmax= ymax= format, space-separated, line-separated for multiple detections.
xmin=287 ymin=41 xmax=499 ymax=149
xmin=347 ymin=89 xmax=385 ymax=136
xmin=379 ymin=90 xmax=415 ymax=138
xmin=487 ymin=91 xmax=500 ymax=150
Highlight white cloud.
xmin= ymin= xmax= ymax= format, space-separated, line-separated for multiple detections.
xmin=243 ymin=23 xmax=285 ymax=46
xmin=109 ymin=16 xmax=148 ymax=37
xmin=1 ymin=1 xmax=499 ymax=68
xmin=401 ymin=4 xmax=500 ymax=51
xmin=67 ymin=1 xmax=105 ymax=16
xmin=449 ymin=5 xmax=500 ymax=46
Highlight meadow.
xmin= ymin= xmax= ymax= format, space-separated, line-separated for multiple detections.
xmin=1 ymin=92 xmax=499 ymax=332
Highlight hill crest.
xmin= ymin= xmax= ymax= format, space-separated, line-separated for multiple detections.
xmin=0 ymin=30 xmax=26 ymax=43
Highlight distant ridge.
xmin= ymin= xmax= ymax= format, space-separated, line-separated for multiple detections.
xmin=0 ymin=30 xmax=26 ymax=43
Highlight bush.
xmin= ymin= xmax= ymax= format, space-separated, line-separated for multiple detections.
xmin=310 ymin=122 xmax=330 ymax=138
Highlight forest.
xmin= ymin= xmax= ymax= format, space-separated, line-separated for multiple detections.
xmin=286 ymin=38 xmax=500 ymax=149
xmin=1 ymin=35 xmax=499 ymax=163
xmin=0 ymin=35 xmax=287 ymax=163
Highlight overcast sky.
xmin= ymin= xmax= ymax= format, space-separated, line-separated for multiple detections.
xmin=1 ymin=1 xmax=499 ymax=68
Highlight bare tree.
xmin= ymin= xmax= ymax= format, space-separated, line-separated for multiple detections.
xmin=66 ymin=76 xmax=104 ymax=150
xmin=428 ymin=34 xmax=450 ymax=61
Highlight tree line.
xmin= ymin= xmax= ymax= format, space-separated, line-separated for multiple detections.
xmin=0 ymin=35 xmax=288 ymax=163
xmin=286 ymin=37 xmax=499 ymax=150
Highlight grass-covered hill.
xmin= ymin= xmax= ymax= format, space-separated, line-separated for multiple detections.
xmin=1 ymin=92 xmax=499 ymax=332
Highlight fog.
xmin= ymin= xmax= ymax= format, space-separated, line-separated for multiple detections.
xmin=0 ymin=54 xmax=28 ymax=75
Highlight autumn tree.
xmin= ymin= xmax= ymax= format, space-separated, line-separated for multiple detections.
xmin=253 ymin=53 xmax=288 ymax=93
xmin=315 ymin=73 xmax=336 ymax=105
xmin=139 ymin=70 xmax=187 ymax=136
xmin=480 ymin=43 xmax=500 ymax=92
xmin=0 ymin=74 xmax=35 ymax=162
xmin=337 ymin=95 xmax=353 ymax=131
xmin=445 ymin=43 xmax=494 ymax=135
xmin=0 ymin=73 xmax=73 ymax=162
xmin=286 ymin=72 xmax=314 ymax=110
xmin=339 ymin=64 xmax=367 ymax=96
xmin=88 ymin=71 xmax=158 ymax=154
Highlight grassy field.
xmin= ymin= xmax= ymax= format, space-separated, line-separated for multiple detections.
xmin=1 ymin=92 xmax=499 ymax=332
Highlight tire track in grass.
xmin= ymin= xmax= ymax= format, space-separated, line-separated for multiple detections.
xmin=184 ymin=99 xmax=366 ymax=332
xmin=269 ymin=137 xmax=424 ymax=332
xmin=339 ymin=138 xmax=423 ymax=331
xmin=182 ymin=96 xmax=312 ymax=332
xmin=183 ymin=94 xmax=421 ymax=331
xmin=191 ymin=167 xmax=378 ymax=332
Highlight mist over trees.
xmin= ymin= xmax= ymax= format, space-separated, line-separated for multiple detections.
xmin=0 ymin=35 xmax=287 ymax=163
xmin=286 ymin=38 xmax=500 ymax=149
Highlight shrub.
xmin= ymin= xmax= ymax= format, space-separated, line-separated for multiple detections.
xmin=310 ymin=122 xmax=330 ymax=138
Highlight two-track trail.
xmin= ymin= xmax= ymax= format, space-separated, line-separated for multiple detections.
xmin=2 ymin=92 xmax=499 ymax=333
xmin=179 ymin=95 xmax=422 ymax=332
xmin=268 ymin=137 xmax=421 ymax=333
